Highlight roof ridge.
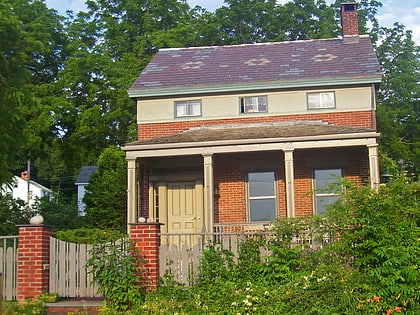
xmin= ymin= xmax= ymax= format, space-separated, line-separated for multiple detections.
xmin=159 ymin=35 xmax=370 ymax=52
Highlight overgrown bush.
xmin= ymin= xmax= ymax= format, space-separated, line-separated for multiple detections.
xmin=86 ymin=236 xmax=145 ymax=312
xmin=94 ymin=178 xmax=420 ymax=314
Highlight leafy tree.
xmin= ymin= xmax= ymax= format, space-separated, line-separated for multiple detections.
xmin=32 ymin=196 xmax=80 ymax=231
xmin=84 ymin=146 xmax=127 ymax=231
xmin=0 ymin=194 xmax=28 ymax=235
xmin=0 ymin=1 xmax=30 ymax=184
xmin=375 ymin=23 xmax=420 ymax=175
xmin=214 ymin=0 xmax=280 ymax=44
xmin=279 ymin=0 xmax=338 ymax=41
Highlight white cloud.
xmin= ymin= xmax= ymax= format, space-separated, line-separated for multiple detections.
xmin=377 ymin=0 xmax=420 ymax=45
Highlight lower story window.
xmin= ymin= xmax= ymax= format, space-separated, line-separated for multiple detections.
xmin=314 ymin=169 xmax=342 ymax=215
xmin=248 ymin=171 xmax=276 ymax=221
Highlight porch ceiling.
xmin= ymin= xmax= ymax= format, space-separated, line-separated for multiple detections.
xmin=123 ymin=121 xmax=379 ymax=158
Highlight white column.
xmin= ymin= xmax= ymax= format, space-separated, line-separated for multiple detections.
xmin=203 ymin=154 xmax=214 ymax=233
xmin=127 ymin=159 xmax=137 ymax=232
xmin=284 ymin=149 xmax=295 ymax=218
xmin=368 ymin=143 xmax=380 ymax=190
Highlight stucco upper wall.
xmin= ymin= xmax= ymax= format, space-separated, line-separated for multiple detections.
xmin=137 ymin=86 xmax=373 ymax=124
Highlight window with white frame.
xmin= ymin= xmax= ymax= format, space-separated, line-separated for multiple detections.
xmin=240 ymin=96 xmax=267 ymax=113
xmin=313 ymin=169 xmax=342 ymax=215
xmin=248 ymin=171 xmax=277 ymax=221
xmin=307 ymin=92 xmax=335 ymax=109
xmin=175 ymin=100 xmax=201 ymax=117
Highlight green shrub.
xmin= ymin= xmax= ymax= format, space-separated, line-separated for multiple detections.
xmin=86 ymin=237 xmax=145 ymax=312
xmin=53 ymin=227 xmax=125 ymax=243
xmin=75 ymin=178 xmax=419 ymax=314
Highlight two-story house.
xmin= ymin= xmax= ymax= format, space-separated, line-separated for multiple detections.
xmin=123 ymin=3 xmax=382 ymax=235
xmin=1 ymin=171 xmax=53 ymax=208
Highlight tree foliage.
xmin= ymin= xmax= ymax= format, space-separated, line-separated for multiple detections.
xmin=0 ymin=194 xmax=28 ymax=235
xmin=0 ymin=0 xmax=420 ymax=230
xmin=83 ymin=146 xmax=127 ymax=231
xmin=375 ymin=23 xmax=420 ymax=175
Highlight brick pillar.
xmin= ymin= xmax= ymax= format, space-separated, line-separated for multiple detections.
xmin=129 ymin=222 xmax=163 ymax=290
xmin=16 ymin=224 xmax=51 ymax=301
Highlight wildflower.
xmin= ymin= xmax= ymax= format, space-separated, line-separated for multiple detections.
xmin=394 ymin=306 xmax=401 ymax=313
xmin=243 ymin=299 xmax=252 ymax=307
xmin=386 ymin=309 xmax=393 ymax=315
xmin=231 ymin=302 xmax=237 ymax=306
xmin=373 ymin=296 xmax=380 ymax=302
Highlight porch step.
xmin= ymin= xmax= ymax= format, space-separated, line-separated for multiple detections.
xmin=45 ymin=299 xmax=103 ymax=315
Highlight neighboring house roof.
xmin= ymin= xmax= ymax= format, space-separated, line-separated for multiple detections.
xmin=127 ymin=121 xmax=379 ymax=147
xmin=129 ymin=36 xmax=382 ymax=98
xmin=75 ymin=166 xmax=98 ymax=185
xmin=27 ymin=179 xmax=53 ymax=193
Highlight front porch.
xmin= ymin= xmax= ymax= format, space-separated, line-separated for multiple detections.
xmin=123 ymin=121 xmax=380 ymax=235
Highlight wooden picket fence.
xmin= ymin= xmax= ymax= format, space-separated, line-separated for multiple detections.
xmin=0 ymin=236 xmax=18 ymax=300
xmin=49 ymin=237 xmax=100 ymax=298
xmin=159 ymin=228 xmax=333 ymax=285
xmin=159 ymin=232 xmax=274 ymax=285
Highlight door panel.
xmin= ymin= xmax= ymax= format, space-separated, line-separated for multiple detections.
xmin=167 ymin=182 xmax=198 ymax=234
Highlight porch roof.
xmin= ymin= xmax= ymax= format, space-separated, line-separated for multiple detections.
xmin=123 ymin=121 xmax=379 ymax=157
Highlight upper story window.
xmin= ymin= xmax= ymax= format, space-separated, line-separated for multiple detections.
xmin=240 ymin=96 xmax=267 ymax=113
xmin=248 ymin=171 xmax=277 ymax=221
xmin=313 ymin=168 xmax=342 ymax=215
xmin=307 ymin=92 xmax=335 ymax=109
xmin=175 ymin=100 xmax=201 ymax=117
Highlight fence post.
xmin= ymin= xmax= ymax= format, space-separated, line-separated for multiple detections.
xmin=16 ymin=224 xmax=52 ymax=302
xmin=129 ymin=222 xmax=163 ymax=290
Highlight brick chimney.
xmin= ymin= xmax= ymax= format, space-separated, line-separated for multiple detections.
xmin=21 ymin=171 xmax=28 ymax=180
xmin=341 ymin=2 xmax=359 ymax=43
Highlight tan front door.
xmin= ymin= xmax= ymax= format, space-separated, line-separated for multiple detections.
xmin=167 ymin=182 xmax=202 ymax=234
xmin=153 ymin=180 xmax=204 ymax=245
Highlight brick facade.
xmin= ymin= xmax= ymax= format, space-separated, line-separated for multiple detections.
xmin=138 ymin=111 xmax=375 ymax=140
xmin=211 ymin=147 xmax=369 ymax=222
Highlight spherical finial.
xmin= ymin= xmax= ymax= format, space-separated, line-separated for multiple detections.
xmin=30 ymin=214 xmax=44 ymax=225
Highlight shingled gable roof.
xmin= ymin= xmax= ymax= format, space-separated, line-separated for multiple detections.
xmin=128 ymin=36 xmax=382 ymax=98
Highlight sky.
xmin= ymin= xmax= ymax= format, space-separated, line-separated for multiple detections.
xmin=45 ymin=0 xmax=420 ymax=45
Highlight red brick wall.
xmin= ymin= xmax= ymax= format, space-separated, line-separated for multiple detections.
xmin=17 ymin=225 xmax=51 ymax=301
xmin=214 ymin=152 xmax=287 ymax=223
xmin=129 ymin=223 xmax=162 ymax=290
xmin=138 ymin=111 xmax=375 ymax=140
xmin=212 ymin=148 xmax=368 ymax=221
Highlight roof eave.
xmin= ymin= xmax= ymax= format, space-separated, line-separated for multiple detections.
xmin=128 ymin=76 xmax=382 ymax=99
xmin=122 ymin=131 xmax=380 ymax=153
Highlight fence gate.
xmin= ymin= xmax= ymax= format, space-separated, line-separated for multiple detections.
xmin=0 ymin=236 xmax=18 ymax=300
xmin=49 ymin=237 xmax=100 ymax=298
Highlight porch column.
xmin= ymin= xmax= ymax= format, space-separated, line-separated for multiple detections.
xmin=127 ymin=158 xmax=137 ymax=233
xmin=367 ymin=143 xmax=380 ymax=190
xmin=203 ymin=154 xmax=214 ymax=233
xmin=284 ymin=149 xmax=295 ymax=218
